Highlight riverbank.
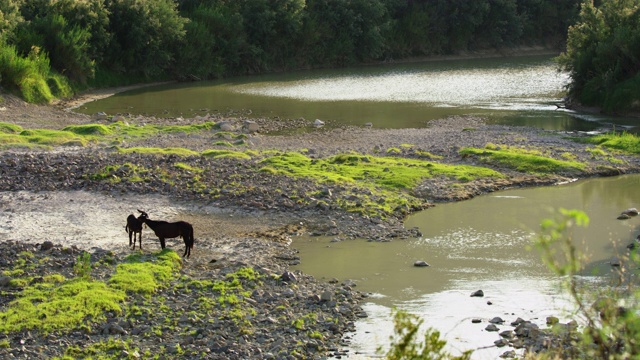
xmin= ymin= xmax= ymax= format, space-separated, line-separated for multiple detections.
xmin=1 ymin=92 xmax=640 ymax=358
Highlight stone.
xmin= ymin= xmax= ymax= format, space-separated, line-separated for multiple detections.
xmin=471 ymin=319 xmax=482 ymax=323
xmin=40 ymin=241 xmax=54 ymax=251
xmin=500 ymin=350 xmax=517 ymax=358
xmin=218 ymin=122 xmax=235 ymax=131
xmin=485 ymin=324 xmax=499 ymax=332
xmin=610 ymin=256 xmax=621 ymax=267
xmin=93 ymin=112 xmax=108 ymax=120
xmin=546 ymin=316 xmax=559 ymax=325
xmin=281 ymin=271 xmax=297 ymax=283
xmin=313 ymin=119 xmax=325 ymax=127
xmin=0 ymin=276 xmax=11 ymax=287
xmin=413 ymin=260 xmax=430 ymax=267
xmin=621 ymin=208 xmax=639 ymax=216
xmin=489 ymin=317 xmax=505 ymax=324
xmin=494 ymin=338 xmax=509 ymax=347
xmin=470 ymin=289 xmax=484 ymax=297
xmin=243 ymin=120 xmax=259 ymax=133
xmin=320 ymin=291 xmax=333 ymax=302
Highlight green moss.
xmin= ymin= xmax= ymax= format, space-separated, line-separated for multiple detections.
xmin=202 ymin=149 xmax=252 ymax=160
xmin=108 ymin=250 xmax=182 ymax=296
xmin=579 ymin=131 xmax=640 ymax=154
xmin=175 ymin=162 xmax=204 ymax=173
xmin=117 ymin=146 xmax=199 ymax=157
xmin=58 ymin=338 xmax=138 ymax=360
xmin=62 ymin=124 xmax=113 ymax=136
xmin=261 ymin=151 xmax=502 ymax=190
xmin=0 ymin=129 xmax=88 ymax=147
xmin=0 ymin=251 xmax=182 ymax=335
xmin=158 ymin=121 xmax=216 ymax=133
xmin=0 ymin=122 xmax=23 ymax=134
xmin=0 ymin=278 xmax=126 ymax=334
xmin=259 ymin=151 xmax=503 ymax=217
xmin=460 ymin=145 xmax=586 ymax=174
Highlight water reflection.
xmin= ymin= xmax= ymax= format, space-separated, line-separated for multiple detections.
xmin=77 ymin=55 xmax=636 ymax=132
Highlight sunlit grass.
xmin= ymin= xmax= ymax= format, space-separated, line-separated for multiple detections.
xmin=202 ymin=149 xmax=252 ymax=160
xmin=579 ymin=131 xmax=640 ymax=154
xmin=260 ymin=152 xmax=503 ymax=190
xmin=117 ymin=146 xmax=199 ymax=157
xmin=0 ymin=250 xmax=182 ymax=335
xmin=459 ymin=144 xmax=586 ymax=174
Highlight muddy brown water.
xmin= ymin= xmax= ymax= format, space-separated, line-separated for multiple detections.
xmin=292 ymin=174 xmax=640 ymax=359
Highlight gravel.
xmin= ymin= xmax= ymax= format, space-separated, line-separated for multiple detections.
xmin=1 ymin=92 xmax=640 ymax=359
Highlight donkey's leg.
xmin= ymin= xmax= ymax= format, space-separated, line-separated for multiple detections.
xmin=160 ymin=238 xmax=166 ymax=249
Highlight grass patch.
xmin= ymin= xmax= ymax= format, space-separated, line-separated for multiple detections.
xmin=0 ymin=122 xmax=23 ymax=134
xmin=0 ymin=275 xmax=125 ymax=334
xmin=0 ymin=128 xmax=89 ymax=147
xmin=109 ymin=250 xmax=181 ymax=297
xmin=460 ymin=145 xmax=586 ymax=174
xmin=202 ymin=149 xmax=252 ymax=160
xmin=117 ymin=146 xmax=199 ymax=157
xmin=0 ymin=250 xmax=182 ymax=335
xmin=175 ymin=162 xmax=204 ymax=173
xmin=261 ymin=152 xmax=503 ymax=190
xmin=579 ymin=132 xmax=640 ymax=154
xmin=62 ymin=124 xmax=113 ymax=136
xmin=259 ymin=152 xmax=503 ymax=217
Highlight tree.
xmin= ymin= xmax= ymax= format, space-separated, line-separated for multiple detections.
xmin=557 ymin=0 xmax=640 ymax=113
xmin=102 ymin=0 xmax=188 ymax=79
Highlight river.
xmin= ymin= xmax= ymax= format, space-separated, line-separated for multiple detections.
xmin=78 ymin=55 xmax=638 ymax=133
xmin=80 ymin=55 xmax=640 ymax=358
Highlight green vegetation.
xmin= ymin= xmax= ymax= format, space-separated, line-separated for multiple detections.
xmin=202 ymin=149 xmax=253 ymax=160
xmin=557 ymin=0 xmax=640 ymax=113
xmin=0 ymin=250 xmax=182 ymax=335
xmin=109 ymin=250 xmax=181 ymax=296
xmin=580 ymin=131 xmax=640 ymax=154
xmin=459 ymin=144 xmax=586 ymax=174
xmin=0 ymin=121 xmax=226 ymax=150
xmin=117 ymin=146 xmax=199 ymax=157
xmin=1 ymin=0 xmax=580 ymax=102
xmin=260 ymin=151 xmax=502 ymax=217
xmin=383 ymin=309 xmax=472 ymax=359
xmin=261 ymin=152 xmax=502 ymax=190
xmin=533 ymin=209 xmax=640 ymax=358
xmin=58 ymin=338 xmax=139 ymax=360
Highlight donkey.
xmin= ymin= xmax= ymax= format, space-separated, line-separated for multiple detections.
xmin=125 ymin=211 xmax=145 ymax=250
xmin=137 ymin=210 xmax=195 ymax=258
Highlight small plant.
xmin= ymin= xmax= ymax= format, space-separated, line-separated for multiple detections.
xmin=534 ymin=208 xmax=640 ymax=359
xmin=73 ymin=252 xmax=92 ymax=279
xmin=382 ymin=309 xmax=472 ymax=359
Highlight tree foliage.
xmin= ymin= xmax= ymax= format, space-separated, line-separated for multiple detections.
xmin=557 ymin=0 xmax=640 ymax=113
xmin=1 ymin=0 xmax=588 ymax=101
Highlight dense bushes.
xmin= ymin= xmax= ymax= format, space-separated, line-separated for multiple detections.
xmin=0 ymin=0 xmax=587 ymax=103
xmin=558 ymin=0 xmax=640 ymax=113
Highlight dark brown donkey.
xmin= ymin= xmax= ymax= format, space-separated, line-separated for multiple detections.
xmin=137 ymin=210 xmax=195 ymax=258
xmin=125 ymin=211 xmax=145 ymax=249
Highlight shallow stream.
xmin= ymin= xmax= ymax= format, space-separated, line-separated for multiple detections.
xmin=292 ymin=174 xmax=640 ymax=358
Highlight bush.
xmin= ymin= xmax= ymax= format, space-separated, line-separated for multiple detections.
xmin=0 ymin=44 xmax=54 ymax=103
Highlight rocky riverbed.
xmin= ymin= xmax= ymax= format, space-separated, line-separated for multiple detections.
xmin=1 ymin=90 xmax=640 ymax=359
